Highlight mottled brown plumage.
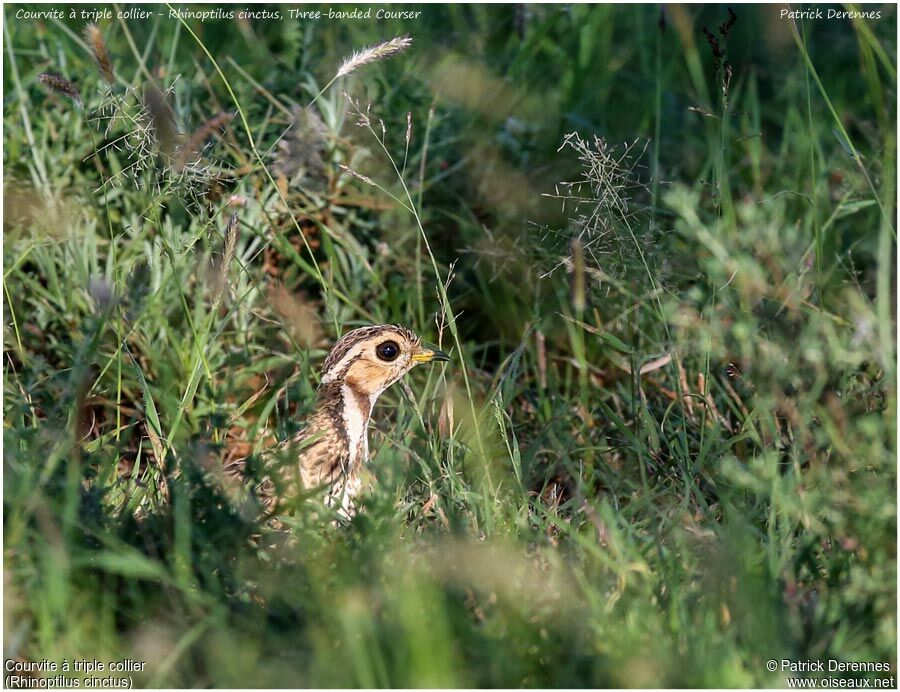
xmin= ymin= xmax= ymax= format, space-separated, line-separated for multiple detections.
xmin=230 ymin=324 xmax=448 ymax=517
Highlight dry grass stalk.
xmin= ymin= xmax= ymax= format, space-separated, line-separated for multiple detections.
xmin=639 ymin=353 xmax=672 ymax=375
xmin=214 ymin=212 xmax=239 ymax=302
xmin=616 ymin=353 xmax=673 ymax=376
xmin=175 ymin=111 xmax=233 ymax=171
xmin=535 ymin=330 xmax=547 ymax=390
xmin=437 ymin=384 xmax=455 ymax=438
xmin=84 ymin=24 xmax=115 ymax=84
xmin=336 ymin=36 xmax=412 ymax=77
xmin=722 ymin=377 xmax=750 ymax=419
xmin=697 ymin=372 xmax=730 ymax=431
xmin=677 ymin=358 xmax=695 ymax=420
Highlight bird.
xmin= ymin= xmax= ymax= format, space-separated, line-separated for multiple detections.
xmin=230 ymin=324 xmax=449 ymax=517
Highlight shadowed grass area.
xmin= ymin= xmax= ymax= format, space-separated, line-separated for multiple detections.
xmin=3 ymin=4 xmax=896 ymax=687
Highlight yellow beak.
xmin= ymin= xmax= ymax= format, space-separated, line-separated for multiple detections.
xmin=411 ymin=345 xmax=451 ymax=364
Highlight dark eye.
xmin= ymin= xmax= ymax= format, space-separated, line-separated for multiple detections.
xmin=375 ymin=340 xmax=400 ymax=362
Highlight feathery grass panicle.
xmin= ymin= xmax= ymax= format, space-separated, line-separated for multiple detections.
xmin=308 ymin=37 xmax=412 ymax=108
xmin=38 ymin=72 xmax=82 ymax=105
xmin=541 ymin=133 xmax=648 ymax=280
xmin=336 ymin=35 xmax=412 ymax=78
xmin=84 ymin=24 xmax=115 ymax=85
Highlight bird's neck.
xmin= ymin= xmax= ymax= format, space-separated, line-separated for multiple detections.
xmin=340 ymin=381 xmax=376 ymax=466
xmin=314 ymin=379 xmax=379 ymax=468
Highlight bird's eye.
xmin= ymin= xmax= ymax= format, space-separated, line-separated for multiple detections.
xmin=375 ymin=340 xmax=400 ymax=362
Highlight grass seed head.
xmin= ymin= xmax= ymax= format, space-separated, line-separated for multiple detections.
xmin=85 ymin=23 xmax=115 ymax=85
xmin=336 ymin=35 xmax=412 ymax=78
xmin=38 ymin=72 xmax=82 ymax=105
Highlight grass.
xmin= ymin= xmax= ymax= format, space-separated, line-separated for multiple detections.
xmin=3 ymin=5 xmax=897 ymax=688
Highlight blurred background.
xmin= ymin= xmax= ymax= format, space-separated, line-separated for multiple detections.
xmin=3 ymin=4 xmax=897 ymax=687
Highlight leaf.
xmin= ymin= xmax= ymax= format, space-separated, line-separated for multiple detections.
xmin=124 ymin=345 xmax=167 ymax=467
xmin=599 ymin=331 xmax=634 ymax=354
xmin=81 ymin=424 xmax=134 ymax=453
xmin=560 ymin=313 xmax=633 ymax=354
xmin=86 ymin=550 xmax=171 ymax=582
xmin=835 ymin=199 xmax=877 ymax=218
xmin=832 ymin=127 xmax=859 ymax=160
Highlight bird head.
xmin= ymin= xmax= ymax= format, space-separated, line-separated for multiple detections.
xmin=319 ymin=324 xmax=449 ymax=401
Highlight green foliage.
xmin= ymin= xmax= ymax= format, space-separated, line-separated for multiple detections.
xmin=4 ymin=5 xmax=896 ymax=687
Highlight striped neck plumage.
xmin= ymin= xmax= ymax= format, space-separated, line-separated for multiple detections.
xmin=338 ymin=381 xmax=377 ymax=467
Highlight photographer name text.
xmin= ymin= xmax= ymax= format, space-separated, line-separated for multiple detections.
xmin=780 ymin=8 xmax=882 ymax=20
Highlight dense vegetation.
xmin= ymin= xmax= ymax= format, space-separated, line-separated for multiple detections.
xmin=4 ymin=5 xmax=896 ymax=687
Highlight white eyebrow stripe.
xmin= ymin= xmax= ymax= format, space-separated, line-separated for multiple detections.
xmin=321 ymin=342 xmax=368 ymax=383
